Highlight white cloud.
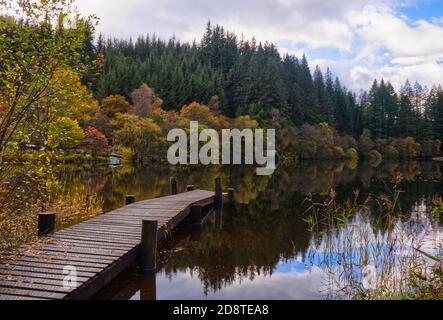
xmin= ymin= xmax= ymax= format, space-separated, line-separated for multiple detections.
xmin=75 ymin=0 xmax=392 ymax=51
xmin=342 ymin=5 xmax=443 ymax=90
xmin=350 ymin=8 xmax=443 ymax=58
xmin=155 ymin=267 xmax=326 ymax=300
xmin=431 ymin=16 xmax=443 ymax=25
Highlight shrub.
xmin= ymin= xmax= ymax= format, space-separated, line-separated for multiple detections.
xmin=83 ymin=126 xmax=110 ymax=156
xmin=333 ymin=146 xmax=346 ymax=159
xmin=347 ymin=148 xmax=359 ymax=161
xmin=47 ymin=117 xmax=84 ymax=150
xmin=358 ymin=129 xmax=375 ymax=158
xmin=383 ymin=145 xmax=400 ymax=161
xmin=101 ymin=95 xmax=130 ymax=118
xmin=112 ymin=114 xmax=164 ymax=163
xmin=335 ymin=133 xmax=357 ymax=151
xmin=392 ymin=137 xmax=421 ymax=159
xmin=369 ymin=150 xmax=383 ymax=166
xmin=421 ymin=140 xmax=441 ymax=158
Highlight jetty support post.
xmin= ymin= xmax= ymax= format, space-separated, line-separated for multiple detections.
xmin=190 ymin=205 xmax=203 ymax=241
xmin=125 ymin=195 xmax=136 ymax=205
xmin=228 ymin=188 xmax=235 ymax=202
xmin=190 ymin=205 xmax=203 ymax=228
xmin=214 ymin=177 xmax=223 ymax=229
xmin=140 ymin=273 xmax=157 ymax=300
xmin=215 ymin=177 xmax=223 ymax=210
xmin=38 ymin=212 xmax=56 ymax=237
xmin=170 ymin=177 xmax=178 ymax=195
xmin=140 ymin=220 xmax=158 ymax=274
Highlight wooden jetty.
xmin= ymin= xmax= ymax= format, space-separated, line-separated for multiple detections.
xmin=0 ymin=181 xmax=224 ymax=300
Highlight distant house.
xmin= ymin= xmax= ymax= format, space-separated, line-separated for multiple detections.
xmin=22 ymin=144 xmax=38 ymax=151
xmin=108 ymin=153 xmax=122 ymax=166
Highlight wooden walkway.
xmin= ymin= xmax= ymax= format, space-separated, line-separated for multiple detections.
xmin=0 ymin=190 xmax=215 ymax=300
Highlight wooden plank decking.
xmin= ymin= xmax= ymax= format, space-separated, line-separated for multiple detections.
xmin=0 ymin=190 xmax=215 ymax=300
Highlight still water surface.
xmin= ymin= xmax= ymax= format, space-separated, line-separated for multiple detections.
xmin=79 ymin=161 xmax=443 ymax=300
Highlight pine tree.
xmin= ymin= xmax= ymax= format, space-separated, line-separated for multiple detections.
xmin=430 ymin=86 xmax=443 ymax=140
xmin=313 ymin=66 xmax=329 ymax=123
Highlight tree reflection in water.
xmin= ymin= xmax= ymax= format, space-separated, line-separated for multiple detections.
xmin=95 ymin=161 xmax=443 ymax=300
xmin=1 ymin=160 xmax=442 ymax=298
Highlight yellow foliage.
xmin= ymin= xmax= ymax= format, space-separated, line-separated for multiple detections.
xmin=112 ymin=113 xmax=164 ymax=160
xmin=209 ymin=114 xmax=230 ymax=130
xmin=233 ymin=116 xmax=259 ymax=130
xmin=151 ymin=108 xmax=182 ymax=132
xmin=180 ymin=102 xmax=212 ymax=124
xmin=49 ymin=68 xmax=99 ymax=122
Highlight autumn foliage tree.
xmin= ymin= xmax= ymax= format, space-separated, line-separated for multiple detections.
xmin=47 ymin=117 xmax=85 ymax=150
xmin=129 ymin=84 xmax=163 ymax=118
xmin=82 ymin=126 xmax=110 ymax=155
xmin=112 ymin=114 xmax=164 ymax=163
xmin=100 ymin=95 xmax=130 ymax=118
xmin=0 ymin=0 xmax=96 ymax=158
xmin=180 ymin=102 xmax=230 ymax=130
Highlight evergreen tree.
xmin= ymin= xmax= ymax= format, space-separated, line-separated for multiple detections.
xmin=92 ymin=22 xmax=442 ymax=143
xmin=430 ymin=86 xmax=443 ymax=140
xmin=397 ymin=89 xmax=415 ymax=137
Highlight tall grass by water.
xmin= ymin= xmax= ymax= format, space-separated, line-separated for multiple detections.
xmin=304 ymin=175 xmax=443 ymax=300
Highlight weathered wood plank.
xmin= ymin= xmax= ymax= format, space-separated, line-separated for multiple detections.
xmin=64 ymin=224 xmax=143 ymax=233
xmin=39 ymin=244 xmax=127 ymax=257
xmin=0 ymin=276 xmax=85 ymax=287
xmin=81 ymin=219 xmax=168 ymax=227
xmin=0 ymin=294 xmax=49 ymax=300
xmin=50 ymin=236 xmax=139 ymax=248
xmin=0 ymin=260 xmax=103 ymax=273
xmin=0 ymin=270 xmax=90 ymax=282
xmin=3 ymin=256 xmax=108 ymax=269
xmin=1 ymin=252 xmax=116 ymax=265
xmin=0 ymin=266 xmax=96 ymax=278
xmin=0 ymin=280 xmax=73 ymax=294
xmin=0 ymin=189 xmax=216 ymax=300
xmin=64 ymin=224 xmax=142 ymax=233
xmin=0 ymin=287 xmax=65 ymax=299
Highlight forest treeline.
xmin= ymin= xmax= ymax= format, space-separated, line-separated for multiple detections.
xmin=96 ymin=23 xmax=443 ymax=140
xmin=91 ymin=23 xmax=443 ymax=162
xmin=1 ymin=1 xmax=443 ymax=166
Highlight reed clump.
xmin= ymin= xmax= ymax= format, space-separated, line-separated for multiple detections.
xmin=54 ymin=193 xmax=103 ymax=230
xmin=0 ymin=192 xmax=103 ymax=253
xmin=304 ymin=174 xmax=443 ymax=300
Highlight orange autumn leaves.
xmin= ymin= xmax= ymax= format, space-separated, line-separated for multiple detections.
xmin=92 ymin=83 xmax=258 ymax=163
xmin=180 ymin=102 xmax=230 ymax=130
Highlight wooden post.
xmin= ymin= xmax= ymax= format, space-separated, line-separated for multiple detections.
xmin=190 ymin=205 xmax=203 ymax=241
xmin=215 ymin=209 xmax=223 ymax=230
xmin=190 ymin=205 xmax=203 ymax=227
xmin=125 ymin=195 xmax=136 ymax=205
xmin=140 ymin=220 xmax=158 ymax=274
xmin=38 ymin=212 xmax=56 ymax=237
xmin=191 ymin=205 xmax=203 ymax=240
xmin=228 ymin=188 xmax=235 ymax=202
xmin=170 ymin=177 xmax=178 ymax=195
xmin=140 ymin=273 xmax=157 ymax=300
xmin=215 ymin=177 xmax=223 ymax=209
xmin=85 ymin=194 xmax=90 ymax=208
xmin=187 ymin=185 xmax=195 ymax=192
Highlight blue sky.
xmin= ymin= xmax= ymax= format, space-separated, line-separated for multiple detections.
xmin=400 ymin=0 xmax=443 ymax=21
xmin=76 ymin=0 xmax=443 ymax=91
